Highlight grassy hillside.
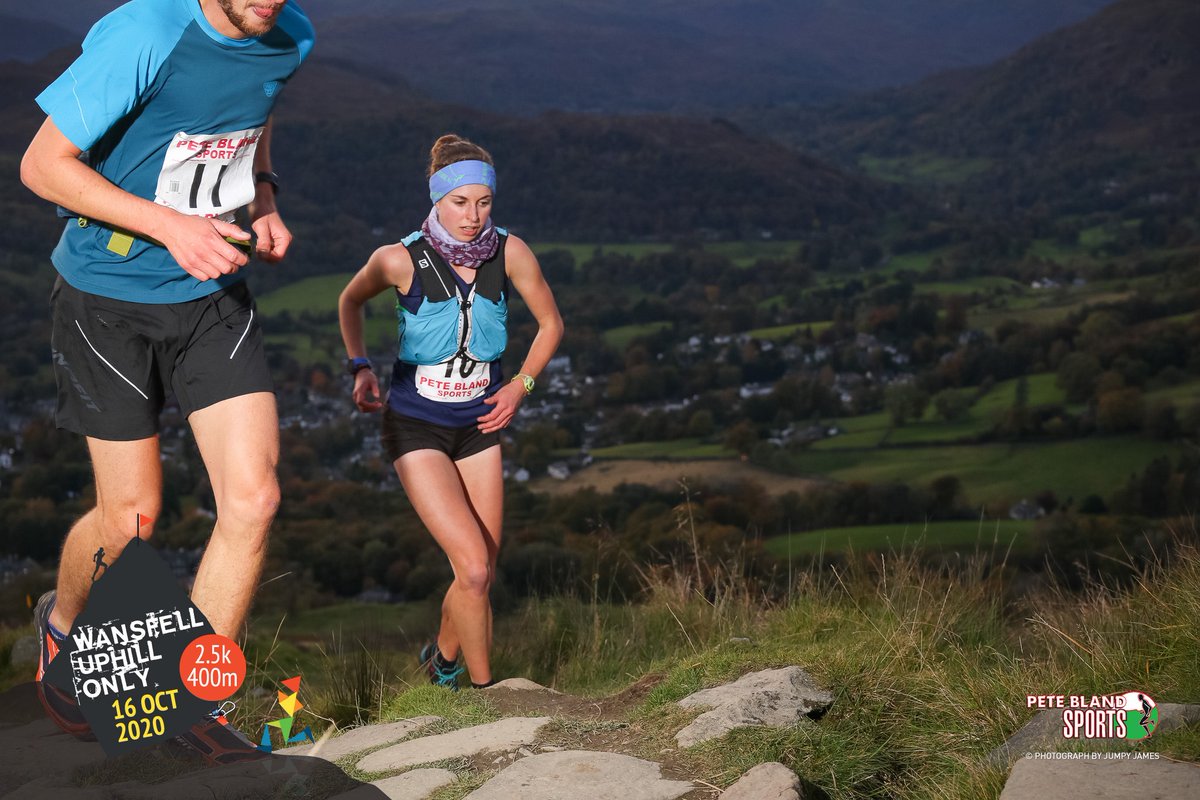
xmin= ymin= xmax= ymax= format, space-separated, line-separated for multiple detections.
xmin=217 ymin=535 xmax=1200 ymax=798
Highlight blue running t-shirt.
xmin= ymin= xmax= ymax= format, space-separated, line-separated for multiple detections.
xmin=35 ymin=0 xmax=315 ymax=303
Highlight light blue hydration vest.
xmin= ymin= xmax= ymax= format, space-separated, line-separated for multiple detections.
xmin=385 ymin=231 xmax=509 ymax=427
xmin=396 ymin=230 xmax=509 ymax=366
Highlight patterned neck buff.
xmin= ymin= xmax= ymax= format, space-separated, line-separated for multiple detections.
xmin=421 ymin=206 xmax=499 ymax=270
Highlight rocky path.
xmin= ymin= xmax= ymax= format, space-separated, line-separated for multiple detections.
xmin=279 ymin=667 xmax=830 ymax=799
xmin=2 ymin=665 xmax=1197 ymax=799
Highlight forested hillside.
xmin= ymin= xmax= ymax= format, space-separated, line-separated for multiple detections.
xmin=1 ymin=1 xmax=1113 ymax=112
xmin=751 ymin=0 xmax=1200 ymax=217
xmin=1 ymin=0 xmax=1197 ymax=611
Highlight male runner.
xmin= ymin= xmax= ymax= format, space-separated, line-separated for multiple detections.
xmin=20 ymin=0 xmax=313 ymax=750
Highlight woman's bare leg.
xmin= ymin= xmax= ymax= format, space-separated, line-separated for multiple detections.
xmin=395 ymin=445 xmax=501 ymax=684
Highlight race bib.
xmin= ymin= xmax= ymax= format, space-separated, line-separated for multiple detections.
xmin=414 ymin=356 xmax=491 ymax=402
xmin=154 ymin=127 xmax=264 ymax=221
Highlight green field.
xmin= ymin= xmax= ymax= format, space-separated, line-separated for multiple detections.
xmin=792 ymin=436 xmax=1178 ymax=506
xmin=258 ymin=274 xmax=401 ymax=359
xmin=602 ymin=321 xmax=673 ymax=350
xmin=257 ymin=273 xmax=355 ymax=316
xmin=258 ymin=274 xmax=398 ymax=334
xmin=765 ymin=518 xmax=1037 ymax=557
xmin=530 ymin=240 xmax=803 ymax=269
xmin=813 ymin=373 xmax=1067 ymax=449
xmin=589 ymin=437 xmax=729 ymax=459
xmin=968 ymin=289 xmax=1135 ymax=331
xmin=704 ymin=239 xmax=803 ymax=266
xmin=747 ymin=320 xmax=833 ymax=340
xmin=913 ymin=276 xmax=1022 ymax=295
xmin=1144 ymin=378 xmax=1200 ymax=407
xmin=858 ymin=154 xmax=994 ymax=185
xmin=531 ymin=241 xmax=674 ymax=264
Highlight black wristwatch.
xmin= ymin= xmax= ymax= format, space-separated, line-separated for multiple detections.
xmin=255 ymin=171 xmax=280 ymax=195
xmin=346 ymin=356 xmax=372 ymax=375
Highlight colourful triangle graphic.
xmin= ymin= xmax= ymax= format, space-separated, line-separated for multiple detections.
xmin=268 ymin=719 xmax=283 ymax=730
xmin=277 ymin=690 xmax=293 ymax=706
xmin=281 ymin=676 xmax=302 ymax=693
xmin=288 ymin=726 xmax=315 ymax=744
xmin=278 ymin=717 xmax=294 ymax=742
xmin=258 ymin=726 xmax=273 ymax=752
xmin=280 ymin=695 xmax=303 ymax=716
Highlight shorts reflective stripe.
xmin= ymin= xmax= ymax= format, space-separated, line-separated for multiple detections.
xmin=74 ymin=320 xmax=149 ymax=400
xmin=229 ymin=308 xmax=254 ymax=360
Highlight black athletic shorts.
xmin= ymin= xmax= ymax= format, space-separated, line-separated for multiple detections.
xmin=50 ymin=276 xmax=273 ymax=441
xmin=381 ymin=408 xmax=500 ymax=463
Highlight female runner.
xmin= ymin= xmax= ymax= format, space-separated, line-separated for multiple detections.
xmin=339 ymin=134 xmax=563 ymax=689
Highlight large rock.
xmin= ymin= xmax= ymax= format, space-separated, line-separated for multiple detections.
xmin=8 ymin=752 xmax=381 ymax=800
xmin=465 ymin=750 xmax=693 ymax=800
xmin=999 ymin=756 xmax=1200 ymax=799
xmin=0 ymin=718 xmax=107 ymax=793
xmin=487 ymin=678 xmax=561 ymax=694
xmin=675 ymin=667 xmax=834 ymax=748
xmin=329 ymin=768 xmax=457 ymax=800
xmin=282 ymin=717 xmax=441 ymax=762
xmin=357 ymin=717 xmax=552 ymax=773
xmin=9 ymin=636 xmax=39 ymax=668
xmin=721 ymin=762 xmax=804 ymax=799
xmin=988 ymin=704 xmax=1200 ymax=766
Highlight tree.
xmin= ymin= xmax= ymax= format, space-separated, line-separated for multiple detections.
xmin=723 ymin=421 xmax=758 ymax=454
xmin=933 ymin=388 xmax=972 ymax=422
xmin=1096 ymin=388 xmax=1145 ymax=433
xmin=928 ymin=475 xmax=962 ymax=518
xmin=1144 ymin=400 xmax=1178 ymax=440
xmin=884 ymin=383 xmax=930 ymax=426
xmin=686 ymin=409 xmax=714 ymax=438
xmin=1056 ymin=352 xmax=1101 ymax=403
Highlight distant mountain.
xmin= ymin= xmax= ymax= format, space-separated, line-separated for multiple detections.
xmin=1 ymin=52 xmax=893 ymax=279
xmin=267 ymin=57 xmax=892 ymax=243
xmin=753 ymin=0 xmax=1200 ymax=214
xmin=0 ymin=14 xmax=76 ymax=61
xmin=2 ymin=0 xmax=1113 ymax=113
xmin=0 ymin=1 xmax=113 ymax=33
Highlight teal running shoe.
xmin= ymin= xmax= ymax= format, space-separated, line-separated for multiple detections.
xmin=418 ymin=642 xmax=463 ymax=691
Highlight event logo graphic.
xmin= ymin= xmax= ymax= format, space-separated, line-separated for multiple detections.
xmin=42 ymin=530 xmax=247 ymax=756
xmin=258 ymin=675 xmax=314 ymax=752
xmin=1027 ymin=692 xmax=1159 ymax=742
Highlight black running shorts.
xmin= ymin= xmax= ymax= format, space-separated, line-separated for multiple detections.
xmin=381 ymin=408 xmax=500 ymax=463
xmin=50 ymin=276 xmax=273 ymax=441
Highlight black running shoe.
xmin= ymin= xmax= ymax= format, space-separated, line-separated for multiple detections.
xmin=171 ymin=708 xmax=266 ymax=766
xmin=33 ymin=590 xmax=94 ymax=740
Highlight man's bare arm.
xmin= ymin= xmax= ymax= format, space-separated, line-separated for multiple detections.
xmin=20 ymin=117 xmax=251 ymax=281
xmin=247 ymin=118 xmax=292 ymax=262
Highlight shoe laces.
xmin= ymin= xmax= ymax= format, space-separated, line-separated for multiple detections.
xmin=431 ymin=661 xmax=464 ymax=689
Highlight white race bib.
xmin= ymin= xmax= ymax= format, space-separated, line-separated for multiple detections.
xmin=154 ymin=127 xmax=264 ymax=221
xmin=414 ymin=356 xmax=491 ymax=402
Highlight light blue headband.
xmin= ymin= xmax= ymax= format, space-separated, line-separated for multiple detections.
xmin=429 ymin=160 xmax=497 ymax=203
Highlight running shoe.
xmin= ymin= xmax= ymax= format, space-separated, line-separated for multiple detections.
xmin=418 ymin=642 xmax=463 ymax=691
xmin=33 ymin=590 xmax=59 ymax=683
xmin=171 ymin=707 xmax=266 ymax=766
xmin=33 ymin=590 xmax=94 ymax=740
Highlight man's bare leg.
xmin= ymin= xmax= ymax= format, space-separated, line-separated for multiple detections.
xmin=49 ymin=436 xmax=162 ymax=634
xmin=188 ymin=392 xmax=280 ymax=638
